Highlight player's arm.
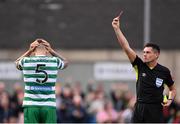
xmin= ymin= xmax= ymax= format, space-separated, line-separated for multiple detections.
xmin=42 ymin=41 xmax=68 ymax=68
xmin=112 ymin=14 xmax=136 ymax=63
xmin=49 ymin=48 xmax=68 ymax=69
xmin=15 ymin=50 xmax=30 ymax=70
xmin=15 ymin=41 xmax=39 ymax=69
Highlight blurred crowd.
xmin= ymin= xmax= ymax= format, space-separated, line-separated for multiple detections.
xmin=0 ymin=81 xmax=180 ymax=123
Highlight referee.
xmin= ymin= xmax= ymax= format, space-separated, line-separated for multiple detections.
xmin=112 ymin=14 xmax=176 ymax=122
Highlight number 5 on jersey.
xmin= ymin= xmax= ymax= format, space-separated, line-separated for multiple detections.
xmin=35 ymin=64 xmax=48 ymax=84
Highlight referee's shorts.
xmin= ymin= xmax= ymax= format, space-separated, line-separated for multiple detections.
xmin=132 ymin=102 xmax=164 ymax=123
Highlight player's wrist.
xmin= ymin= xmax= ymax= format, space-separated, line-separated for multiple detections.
xmin=168 ymin=98 xmax=173 ymax=101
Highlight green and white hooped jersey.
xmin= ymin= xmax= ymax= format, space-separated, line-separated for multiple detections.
xmin=18 ymin=56 xmax=65 ymax=108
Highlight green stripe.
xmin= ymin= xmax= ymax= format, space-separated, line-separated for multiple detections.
xmin=24 ymin=74 xmax=57 ymax=78
xmin=24 ymin=97 xmax=55 ymax=102
xmin=23 ymin=66 xmax=58 ymax=70
xmin=25 ymin=90 xmax=55 ymax=95
xmin=25 ymin=82 xmax=55 ymax=87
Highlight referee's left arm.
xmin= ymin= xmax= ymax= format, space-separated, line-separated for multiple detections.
xmin=168 ymin=84 xmax=176 ymax=102
xmin=163 ymin=84 xmax=176 ymax=107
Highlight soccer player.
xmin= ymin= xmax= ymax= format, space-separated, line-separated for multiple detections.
xmin=15 ymin=39 xmax=68 ymax=123
xmin=112 ymin=14 xmax=176 ymax=122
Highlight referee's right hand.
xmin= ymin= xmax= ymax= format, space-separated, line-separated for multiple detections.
xmin=161 ymin=99 xmax=173 ymax=107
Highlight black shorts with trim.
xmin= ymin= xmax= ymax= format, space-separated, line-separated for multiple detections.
xmin=132 ymin=102 xmax=164 ymax=123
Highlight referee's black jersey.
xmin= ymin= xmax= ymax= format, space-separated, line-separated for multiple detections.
xmin=131 ymin=56 xmax=174 ymax=104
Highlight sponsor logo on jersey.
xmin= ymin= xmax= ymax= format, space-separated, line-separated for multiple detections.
xmin=30 ymin=86 xmax=52 ymax=91
xmin=142 ymin=73 xmax=146 ymax=77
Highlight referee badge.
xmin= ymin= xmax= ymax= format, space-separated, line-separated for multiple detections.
xmin=155 ymin=78 xmax=163 ymax=87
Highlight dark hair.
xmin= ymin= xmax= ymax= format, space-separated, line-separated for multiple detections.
xmin=144 ymin=43 xmax=160 ymax=53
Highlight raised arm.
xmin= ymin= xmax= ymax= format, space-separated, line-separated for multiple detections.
xmin=112 ymin=14 xmax=136 ymax=63
xmin=41 ymin=40 xmax=69 ymax=69
xmin=15 ymin=41 xmax=39 ymax=69
xmin=49 ymin=48 xmax=68 ymax=69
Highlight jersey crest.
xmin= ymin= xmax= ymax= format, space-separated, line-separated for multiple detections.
xmin=155 ymin=78 xmax=163 ymax=87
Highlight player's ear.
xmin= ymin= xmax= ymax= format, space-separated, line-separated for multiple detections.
xmin=156 ymin=53 xmax=159 ymax=59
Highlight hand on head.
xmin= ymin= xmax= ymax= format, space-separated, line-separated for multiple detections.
xmin=29 ymin=40 xmax=39 ymax=52
xmin=30 ymin=39 xmax=52 ymax=51
xmin=42 ymin=40 xmax=51 ymax=48
xmin=36 ymin=39 xmax=51 ymax=47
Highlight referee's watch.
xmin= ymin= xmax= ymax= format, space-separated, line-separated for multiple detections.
xmin=168 ymin=99 xmax=173 ymax=101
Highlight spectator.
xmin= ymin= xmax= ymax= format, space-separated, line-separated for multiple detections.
xmin=88 ymin=90 xmax=105 ymax=114
xmin=57 ymin=85 xmax=73 ymax=123
xmin=96 ymin=100 xmax=119 ymax=123
xmin=69 ymin=95 xmax=88 ymax=123
xmin=10 ymin=82 xmax=23 ymax=120
xmin=111 ymin=89 xmax=126 ymax=111
xmin=72 ymin=81 xmax=85 ymax=100
xmin=0 ymin=91 xmax=15 ymax=123
xmin=120 ymin=95 xmax=136 ymax=123
xmin=0 ymin=82 xmax=5 ymax=95
xmin=57 ymin=100 xmax=72 ymax=123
